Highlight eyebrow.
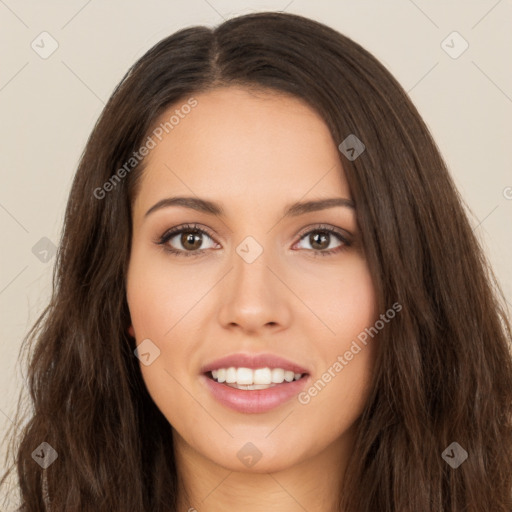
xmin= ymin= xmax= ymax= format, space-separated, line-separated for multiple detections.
xmin=144 ymin=196 xmax=355 ymax=219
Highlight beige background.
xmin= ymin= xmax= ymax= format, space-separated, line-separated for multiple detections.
xmin=1 ymin=0 xmax=511 ymax=507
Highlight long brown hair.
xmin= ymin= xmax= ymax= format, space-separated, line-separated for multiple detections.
xmin=2 ymin=11 xmax=511 ymax=511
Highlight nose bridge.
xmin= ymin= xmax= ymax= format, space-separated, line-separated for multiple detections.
xmin=217 ymin=233 xmax=291 ymax=331
xmin=232 ymin=233 xmax=276 ymax=304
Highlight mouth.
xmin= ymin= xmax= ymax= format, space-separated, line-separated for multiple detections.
xmin=201 ymin=356 xmax=311 ymax=414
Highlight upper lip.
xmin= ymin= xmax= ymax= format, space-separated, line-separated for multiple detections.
xmin=201 ymin=353 xmax=310 ymax=375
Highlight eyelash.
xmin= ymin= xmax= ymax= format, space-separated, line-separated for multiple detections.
xmin=155 ymin=223 xmax=352 ymax=258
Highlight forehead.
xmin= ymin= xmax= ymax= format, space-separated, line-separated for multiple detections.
xmin=135 ymin=86 xmax=350 ymax=213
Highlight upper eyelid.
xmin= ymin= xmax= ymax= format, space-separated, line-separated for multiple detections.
xmin=159 ymin=223 xmax=217 ymax=242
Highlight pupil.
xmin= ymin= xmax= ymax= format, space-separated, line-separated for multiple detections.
xmin=182 ymin=232 xmax=201 ymax=250
xmin=311 ymin=232 xmax=328 ymax=250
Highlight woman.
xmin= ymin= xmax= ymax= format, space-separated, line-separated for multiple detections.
xmin=2 ymin=11 xmax=511 ymax=512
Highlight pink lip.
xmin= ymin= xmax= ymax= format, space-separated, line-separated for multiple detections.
xmin=200 ymin=352 xmax=310 ymax=374
xmin=201 ymin=373 xmax=311 ymax=414
xmin=200 ymin=352 xmax=311 ymax=414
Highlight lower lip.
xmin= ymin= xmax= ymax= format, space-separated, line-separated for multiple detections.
xmin=201 ymin=374 xmax=310 ymax=414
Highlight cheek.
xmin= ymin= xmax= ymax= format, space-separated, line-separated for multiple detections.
xmin=297 ymin=253 xmax=377 ymax=340
xmin=300 ymin=256 xmax=377 ymax=411
xmin=126 ymin=272 xmax=191 ymax=427
xmin=126 ymin=250 xmax=211 ymax=418
xmin=335 ymin=261 xmax=377 ymax=336
xmin=126 ymin=248 xmax=212 ymax=337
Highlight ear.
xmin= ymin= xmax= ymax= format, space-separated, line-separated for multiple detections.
xmin=127 ymin=325 xmax=135 ymax=338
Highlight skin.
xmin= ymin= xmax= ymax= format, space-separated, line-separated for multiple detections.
xmin=126 ymin=86 xmax=378 ymax=512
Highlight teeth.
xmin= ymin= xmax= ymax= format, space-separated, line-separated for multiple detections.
xmin=226 ymin=367 xmax=237 ymax=383
xmin=209 ymin=367 xmax=304 ymax=386
xmin=237 ymin=367 xmax=254 ymax=385
xmin=225 ymin=383 xmax=277 ymax=390
xmin=271 ymin=368 xmax=284 ymax=383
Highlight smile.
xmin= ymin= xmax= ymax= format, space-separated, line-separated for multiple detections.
xmin=200 ymin=353 xmax=311 ymax=413
xmin=209 ymin=366 xmax=305 ymax=389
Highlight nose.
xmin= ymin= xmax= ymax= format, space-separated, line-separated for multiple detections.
xmin=216 ymin=244 xmax=292 ymax=334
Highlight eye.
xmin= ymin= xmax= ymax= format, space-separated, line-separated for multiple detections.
xmin=293 ymin=225 xmax=351 ymax=256
xmin=155 ymin=223 xmax=351 ymax=258
xmin=156 ymin=223 xmax=219 ymax=257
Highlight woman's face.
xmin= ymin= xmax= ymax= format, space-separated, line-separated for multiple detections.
xmin=126 ymin=86 xmax=378 ymax=473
